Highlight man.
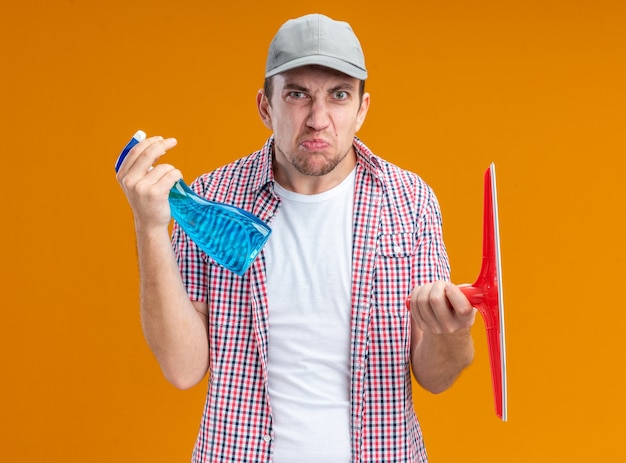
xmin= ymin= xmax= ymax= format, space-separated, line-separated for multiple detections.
xmin=116 ymin=13 xmax=475 ymax=463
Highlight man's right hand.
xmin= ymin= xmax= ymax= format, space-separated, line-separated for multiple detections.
xmin=115 ymin=135 xmax=181 ymax=230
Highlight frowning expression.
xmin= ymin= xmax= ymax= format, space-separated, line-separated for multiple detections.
xmin=258 ymin=65 xmax=370 ymax=192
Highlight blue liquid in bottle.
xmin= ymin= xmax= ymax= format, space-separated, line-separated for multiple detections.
xmin=115 ymin=131 xmax=271 ymax=275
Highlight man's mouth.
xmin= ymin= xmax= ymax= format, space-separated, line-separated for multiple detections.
xmin=300 ymin=139 xmax=330 ymax=152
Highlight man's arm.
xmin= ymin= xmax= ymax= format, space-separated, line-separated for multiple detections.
xmin=117 ymin=135 xmax=210 ymax=389
xmin=408 ymin=281 xmax=475 ymax=393
xmin=136 ymin=224 xmax=210 ymax=389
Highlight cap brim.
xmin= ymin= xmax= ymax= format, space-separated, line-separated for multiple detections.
xmin=265 ymin=55 xmax=368 ymax=80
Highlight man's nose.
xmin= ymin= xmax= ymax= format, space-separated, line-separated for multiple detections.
xmin=306 ymin=99 xmax=331 ymax=131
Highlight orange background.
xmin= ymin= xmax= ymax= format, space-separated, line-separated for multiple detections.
xmin=1 ymin=0 xmax=625 ymax=461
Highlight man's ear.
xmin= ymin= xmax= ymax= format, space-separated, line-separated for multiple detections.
xmin=257 ymin=90 xmax=273 ymax=130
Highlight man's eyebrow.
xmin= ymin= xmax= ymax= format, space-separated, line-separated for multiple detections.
xmin=328 ymin=82 xmax=356 ymax=93
xmin=282 ymin=83 xmax=309 ymax=92
xmin=281 ymin=82 xmax=356 ymax=93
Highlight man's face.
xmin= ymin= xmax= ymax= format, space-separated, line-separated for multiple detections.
xmin=258 ymin=65 xmax=370 ymax=192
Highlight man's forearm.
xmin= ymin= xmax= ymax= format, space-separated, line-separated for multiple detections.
xmin=136 ymin=225 xmax=209 ymax=389
xmin=411 ymin=326 xmax=474 ymax=394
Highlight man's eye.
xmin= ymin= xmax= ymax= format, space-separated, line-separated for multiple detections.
xmin=334 ymin=91 xmax=349 ymax=100
xmin=288 ymin=91 xmax=306 ymax=99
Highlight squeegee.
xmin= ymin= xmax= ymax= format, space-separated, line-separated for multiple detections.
xmin=405 ymin=163 xmax=508 ymax=420
xmin=460 ymin=163 xmax=508 ymax=421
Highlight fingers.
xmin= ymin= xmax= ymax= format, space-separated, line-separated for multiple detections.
xmin=445 ymin=284 xmax=475 ymax=320
xmin=115 ymin=134 xmax=182 ymax=229
xmin=117 ymin=135 xmax=180 ymax=194
xmin=132 ymin=164 xmax=183 ymax=197
xmin=409 ymin=281 xmax=475 ymax=335
xmin=116 ymin=136 xmax=178 ymax=181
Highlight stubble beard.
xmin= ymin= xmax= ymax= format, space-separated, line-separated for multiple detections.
xmin=281 ymin=145 xmax=351 ymax=177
